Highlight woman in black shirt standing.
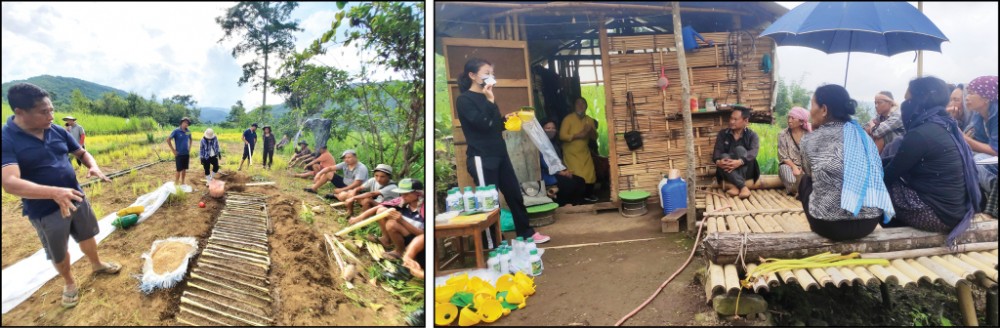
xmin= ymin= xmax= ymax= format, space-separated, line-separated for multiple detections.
xmin=454 ymin=58 xmax=551 ymax=244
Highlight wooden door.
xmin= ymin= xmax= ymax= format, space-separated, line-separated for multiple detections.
xmin=443 ymin=38 xmax=537 ymax=188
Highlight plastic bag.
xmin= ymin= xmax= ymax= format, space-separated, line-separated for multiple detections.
xmin=139 ymin=236 xmax=199 ymax=294
xmin=520 ymin=117 xmax=567 ymax=175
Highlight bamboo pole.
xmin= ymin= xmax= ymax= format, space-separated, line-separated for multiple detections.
xmin=838 ymin=267 xmax=862 ymax=286
xmin=334 ymin=209 xmax=397 ymax=237
xmin=671 ymin=1 xmax=698 ymax=232
xmin=860 ymin=242 xmax=999 ymax=259
xmin=723 ymin=264 xmax=741 ymax=295
xmin=958 ymin=281 xmax=978 ymax=326
xmin=181 ymin=297 xmax=267 ymax=327
xmin=852 ymin=267 xmax=879 ymax=286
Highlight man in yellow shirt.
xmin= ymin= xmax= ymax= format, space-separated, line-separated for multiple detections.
xmin=560 ymin=97 xmax=598 ymax=202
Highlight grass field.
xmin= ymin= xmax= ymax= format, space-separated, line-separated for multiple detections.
xmin=3 ymin=101 xmax=160 ymax=134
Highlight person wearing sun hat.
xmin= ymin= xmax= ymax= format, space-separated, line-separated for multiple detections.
xmin=199 ymin=128 xmax=222 ymax=185
xmin=342 ymin=163 xmax=398 ymax=217
xmin=288 ymin=140 xmax=314 ymax=167
xmin=963 ymin=75 xmax=998 ymax=192
xmin=167 ymin=117 xmax=193 ymax=187
xmin=348 ymin=178 xmax=424 ymax=260
xmin=62 ymin=116 xmax=86 ymax=167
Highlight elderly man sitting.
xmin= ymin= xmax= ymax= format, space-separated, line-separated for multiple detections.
xmin=334 ymin=164 xmax=398 ymax=217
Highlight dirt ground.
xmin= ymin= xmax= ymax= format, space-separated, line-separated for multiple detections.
xmin=439 ymin=208 xmax=993 ymax=326
xmin=2 ymin=141 xmax=416 ymax=326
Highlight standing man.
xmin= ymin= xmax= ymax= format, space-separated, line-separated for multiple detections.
xmin=63 ymin=116 xmax=85 ymax=168
xmin=238 ymin=123 xmax=258 ymax=171
xmin=713 ymin=106 xmax=761 ymax=199
xmin=167 ymin=117 xmax=193 ymax=187
xmin=560 ymin=97 xmax=598 ymax=202
xmin=2 ymin=83 xmax=121 ymax=309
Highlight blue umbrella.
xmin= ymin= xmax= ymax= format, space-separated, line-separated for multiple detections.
xmin=760 ymin=2 xmax=948 ymax=86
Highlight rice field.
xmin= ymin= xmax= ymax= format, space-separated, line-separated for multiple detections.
xmin=2 ymin=101 xmax=160 ymax=135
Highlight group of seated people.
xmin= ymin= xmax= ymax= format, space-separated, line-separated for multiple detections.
xmin=539 ymin=97 xmax=609 ymax=206
xmin=717 ymin=75 xmax=997 ymax=245
xmin=287 ymin=141 xmax=425 ymax=279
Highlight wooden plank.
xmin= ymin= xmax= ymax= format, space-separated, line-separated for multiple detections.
xmin=600 ymin=15 xmax=621 ymax=202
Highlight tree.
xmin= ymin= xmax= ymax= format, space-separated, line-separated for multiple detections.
xmin=314 ymin=1 xmax=425 ymax=178
xmin=216 ymin=2 xmax=302 ymax=107
xmin=855 ymin=102 xmax=874 ymax=124
xmin=69 ymin=89 xmax=92 ymax=113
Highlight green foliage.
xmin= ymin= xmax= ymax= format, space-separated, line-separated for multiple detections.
xmin=772 ymin=77 xmax=813 ymax=129
xmin=216 ymin=1 xmax=302 ymax=106
xmin=855 ymin=102 xmax=874 ymax=124
xmin=751 ymin=123 xmax=781 ymax=175
xmin=167 ymin=186 xmax=188 ymax=205
xmin=299 ymin=202 xmax=315 ymax=225
xmin=580 ymin=84 xmax=609 ymax=157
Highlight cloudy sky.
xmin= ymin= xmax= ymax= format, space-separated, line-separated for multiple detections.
xmin=773 ymin=1 xmax=998 ymax=106
xmin=1 ymin=2 xmax=405 ymax=110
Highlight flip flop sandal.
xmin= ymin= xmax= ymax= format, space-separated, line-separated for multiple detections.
xmin=303 ymin=188 xmax=318 ymax=194
xmin=93 ymin=262 xmax=122 ymax=275
xmin=62 ymin=288 xmax=79 ymax=308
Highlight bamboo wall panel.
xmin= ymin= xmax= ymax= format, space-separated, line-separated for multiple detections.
xmin=607 ymin=31 xmax=775 ymax=202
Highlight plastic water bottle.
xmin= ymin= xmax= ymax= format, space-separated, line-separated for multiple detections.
xmin=529 ymin=249 xmax=543 ymax=276
xmin=488 ymin=251 xmax=500 ymax=274
xmin=463 ymin=186 xmax=477 ymax=212
xmin=499 ymin=248 xmax=511 ymax=274
xmin=513 ymin=237 xmax=525 ymax=271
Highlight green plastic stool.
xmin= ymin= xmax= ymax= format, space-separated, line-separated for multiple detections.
xmin=526 ymin=202 xmax=558 ymax=227
xmin=618 ymin=190 xmax=651 ymax=217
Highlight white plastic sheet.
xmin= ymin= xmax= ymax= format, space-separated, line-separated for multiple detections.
xmin=139 ymin=237 xmax=199 ymax=294
xmin=1 ymin=182 xmax=190 ymax=314
xmin=520 ymin=117 xmax=567 ymax=175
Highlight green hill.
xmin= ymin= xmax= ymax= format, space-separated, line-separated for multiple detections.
xmin=1 ymin=75 xmax=128 ymax=108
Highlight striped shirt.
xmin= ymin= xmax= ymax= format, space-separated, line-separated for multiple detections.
xmin=801 ymin=121 xmax=888 ymax=221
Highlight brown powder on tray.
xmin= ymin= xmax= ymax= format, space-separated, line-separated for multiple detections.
xmin=152 ymin=241 xmax=194 ymax=274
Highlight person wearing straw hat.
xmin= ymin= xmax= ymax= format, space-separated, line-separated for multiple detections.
xmin=349 ymin=178 xmax=424 ymax=260
xmin=62 ymin=116 xmax=85 ymax=167
xmin=341 ymin=164 xmax=398 ymax=217
xmin=167 ymin=117 xmax=193 ymax=187
xmin=2 ymin=83 xmax=120 ymax=309
xmin=199 ymin=128 xmax=222 ymax=185
xmin=288 ymin=140 xmax=314 ymax=168
xmin=238 ymin=123 xmax=258 ymax=171
xmin=304 ymin=149 xmax=368 ymax=194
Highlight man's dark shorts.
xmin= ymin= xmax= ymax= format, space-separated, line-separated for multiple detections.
xmin=28 ymin=198 xmax=101 ymax=264
xmin=175 ymin=154 xmax=190 ymax=171
xmin=242 ymin=144 xmax=256 ymax=160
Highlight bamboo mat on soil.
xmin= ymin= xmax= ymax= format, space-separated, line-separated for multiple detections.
xmin=176 ymin=192 xmax=274 ymax=326
xmin=699 ymin=188 xmax=999 ymax=303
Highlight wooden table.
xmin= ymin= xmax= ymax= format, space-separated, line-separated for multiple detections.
xmin=435 ymin=209 xmax=502 ymax=276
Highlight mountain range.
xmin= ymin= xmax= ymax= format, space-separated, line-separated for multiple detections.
xmin=0 ymin=75 xmax=285 ymax=123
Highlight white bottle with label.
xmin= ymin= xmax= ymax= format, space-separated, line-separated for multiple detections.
xmin=489 ymin=185 xmax=500 ymax=209
xmin=529 ymin=249 xmax=543 ymax=276
xmin=476 ymin=186 xmax=488 ymax=211
xmin=499 ymin=248 xmax=511 ymax=274
xmin=446 ymin=188 xmax=461 ymax=212
xmin=488 ymin=251 xmax=500 ymax=274
xmin=463 ymin=186 xmax=477 ymax=212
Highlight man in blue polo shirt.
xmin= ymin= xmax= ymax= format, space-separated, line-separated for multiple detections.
xmin=1 ymin=83 xmax=122 ymax=309
xmin=238 ymin=123 xmax=258 ymax=171
xmin=167 ymin=117 xmax=193 ymax=187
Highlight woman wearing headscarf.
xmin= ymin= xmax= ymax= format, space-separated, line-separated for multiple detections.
xmin=962 ymin=75 xmax=998 ymax=192
xmin=882 ymin=77 xmax=981 ymax=246
xmin=799 ymin=84 xmax=894 ymax=241
xmin=778 ymin=106 xmax=811 ymax=195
